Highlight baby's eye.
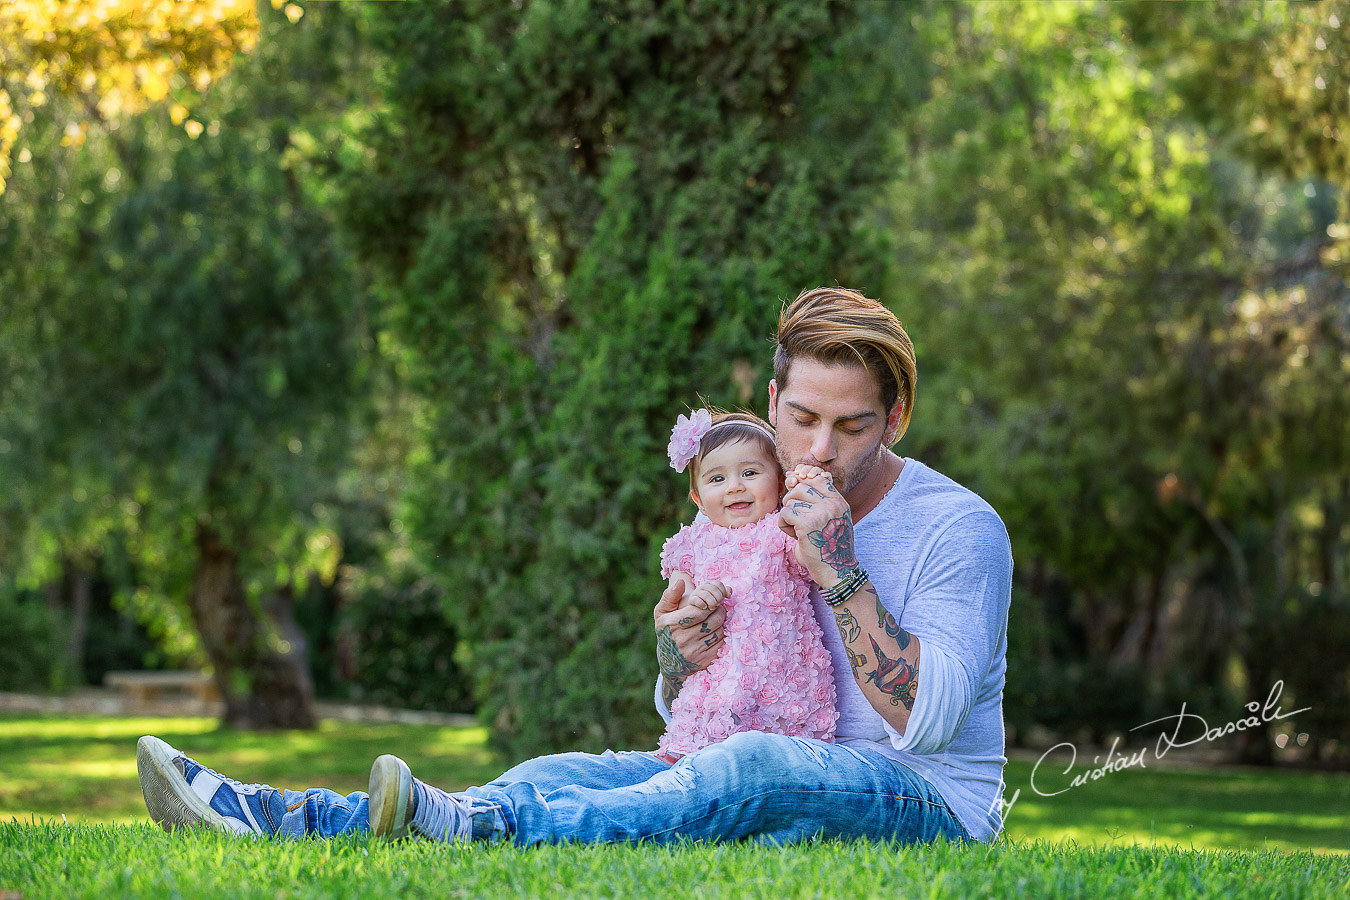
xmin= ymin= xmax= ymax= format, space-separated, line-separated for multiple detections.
xmin=708 ymin=474 xmax=724 ymax=484
xmin=742 ymin=469 xmax=760 ymax=478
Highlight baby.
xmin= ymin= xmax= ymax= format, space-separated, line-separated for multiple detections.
xmin=657 ymin=407 xmax=837 ymax=762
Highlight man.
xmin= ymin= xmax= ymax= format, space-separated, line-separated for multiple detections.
xmin=137 ymin=286 xmax=1012 ymax=844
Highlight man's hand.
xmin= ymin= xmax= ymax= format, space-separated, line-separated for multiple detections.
xmin=778 ymin=465 xmax=859 ymax=587
xmin=652 ymin=577 xmax=729 ymax=709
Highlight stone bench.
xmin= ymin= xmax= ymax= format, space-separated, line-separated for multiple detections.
xmin=103 ymin=670 xmax=222 ymax=706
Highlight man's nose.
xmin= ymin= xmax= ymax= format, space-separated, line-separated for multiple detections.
xmin=811 ymin=429 xmax=837 ymax=464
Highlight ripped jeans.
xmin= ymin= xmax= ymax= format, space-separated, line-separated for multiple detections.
xmin=275 ymin=731 xmax=968 ymax=844
xmin=458 ymin=730 xmax=969 ymax=845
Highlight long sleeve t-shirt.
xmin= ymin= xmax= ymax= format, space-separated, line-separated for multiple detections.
xmin=656 ymin=458 xmax=1013 ymax=841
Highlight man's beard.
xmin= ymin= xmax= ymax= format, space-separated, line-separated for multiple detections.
xmin=776 ymin=437 xmax=886 ymax=495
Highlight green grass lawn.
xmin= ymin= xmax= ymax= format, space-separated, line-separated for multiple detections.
xmin=2 ymin=713 xmax=1347 ymax=898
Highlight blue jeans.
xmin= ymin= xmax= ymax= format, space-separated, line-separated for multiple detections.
xmin=276 ymin=731 xmax=969 ymax=845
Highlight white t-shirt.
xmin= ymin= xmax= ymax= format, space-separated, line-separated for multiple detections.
xmin=656 ymin=458 xmax=1013 ymax=841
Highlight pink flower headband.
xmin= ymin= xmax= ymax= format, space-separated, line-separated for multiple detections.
xmin=667 ymin=408 xmax=776 ymax=473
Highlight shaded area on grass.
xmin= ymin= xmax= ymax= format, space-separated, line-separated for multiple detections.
xmin=0 ymin=713 xmax=503 ymax=825
xmin=1 ymin=713 xmax=1346 ymax=856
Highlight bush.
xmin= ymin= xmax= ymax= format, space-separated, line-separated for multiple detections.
xmin=296 ymin=572 xmax=474 ymax=715
xmin=0 ymin=586 xmax=70 ymax=692
xmin=342 ymin=0 xmax=917 ymax=757
xmin=337 ymin=576 xmax=474 ymax=714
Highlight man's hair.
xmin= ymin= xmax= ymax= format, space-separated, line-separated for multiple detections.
xmin=689 ymin=409 xmax=779 ymax=495
xmin=773 ymin=287 xmax=917 ymax=443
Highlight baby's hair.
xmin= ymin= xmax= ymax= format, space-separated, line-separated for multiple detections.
xmin=688 ymin=407 xmax=780 ymax=496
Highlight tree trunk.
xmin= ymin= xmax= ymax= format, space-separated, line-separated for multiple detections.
xmin=188 ymin=524 xmax=318 ymax=730
xmin=43 ymin=561 xmax=93 ymax=685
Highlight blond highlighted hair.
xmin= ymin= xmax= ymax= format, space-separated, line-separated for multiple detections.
xmin=773 ymin=287 xmax=917 ymax=443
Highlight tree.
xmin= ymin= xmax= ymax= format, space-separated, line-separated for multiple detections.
xmin=0 ymin=2 xmax=372 ymax=728
xmin=338 ymin=0 xmax=921 ymax=756
xmin=1121 ymin=0 xmax=1350 ymax=762
xmin=890 ymin=1 xmax=1350 ymax=759
xmin=0 ymin=0 xmax=259 ymax=194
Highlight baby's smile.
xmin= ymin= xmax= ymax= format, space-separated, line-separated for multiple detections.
xmin=694 ymin=438 xmax=782 ymax=528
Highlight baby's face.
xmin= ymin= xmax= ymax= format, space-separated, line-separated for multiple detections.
xmin=691 ymin=439 xmax=782 ymax=528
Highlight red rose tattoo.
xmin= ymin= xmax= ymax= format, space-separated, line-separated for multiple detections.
xmin=808 ymin=513 xmax=858 ymax=579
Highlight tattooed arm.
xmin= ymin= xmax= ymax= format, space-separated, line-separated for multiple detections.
xmin=779 ymin=466 xmax=921 ymax=733
xmin=652 ymin=577 xmax=729 ymax=708
xmin=831 ymin=586 xmax=921 ymax=729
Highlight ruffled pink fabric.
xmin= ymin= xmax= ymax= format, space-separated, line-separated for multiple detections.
xmin=657 ymin=513 xmax=838 ymax=759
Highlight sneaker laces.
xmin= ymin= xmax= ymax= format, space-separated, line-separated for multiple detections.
xmin=412 ymin=780 xmax=499 ymax=842
xmin=183 ymin=755 xmax=270 ymax=794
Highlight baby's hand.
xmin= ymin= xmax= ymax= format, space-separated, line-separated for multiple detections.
xmin=784 ymin=464 xmax=834 ymax=495
xmin=687 ymin=580 xmax=732 ymax=612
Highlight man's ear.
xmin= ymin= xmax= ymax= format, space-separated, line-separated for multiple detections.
xmin=767 ymin=379 xmax=779 ymax=428
xmin=883 ymin=400 xmax=904 ymax=446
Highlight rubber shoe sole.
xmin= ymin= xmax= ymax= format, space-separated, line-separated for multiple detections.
xmin=368 ymin=754 xmax=414 ymax=839
xmin=137 ymin=735 xmax=232 ymax=834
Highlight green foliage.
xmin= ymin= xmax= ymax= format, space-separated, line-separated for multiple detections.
xmin=3 ymin=0 xmax=1348 ymax=757
xmin=890 ymin=2 xmax=1350 ymax=758
xmin=0 ymin=588 xmax=69 ymax=692
xmin=0 ymin=3 xmax=374 ymax=722
xmin=1259 ymin=589 xmax=1350 ymax=761
xmin=338 ymin=0 xmax=918 ymax=756
xmin=1122 ymin=1 xmax=1350 ymax=190
xmin=297 ymin=573 xmax=474 ymax=714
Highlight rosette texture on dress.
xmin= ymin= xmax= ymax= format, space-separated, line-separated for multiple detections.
xmin=657 ymin=513 xmax=838 ymax=759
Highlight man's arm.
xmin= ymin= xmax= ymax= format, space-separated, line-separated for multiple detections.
xmin=652 ymin=578 xmax=728 ymax=710
xmin=779 ymin=469 xmax=920 ymax=734
xmin=829 ymin=583 xmax=921 ymax=731
xmin=783 ymin=467 xmax=1013 ymax=749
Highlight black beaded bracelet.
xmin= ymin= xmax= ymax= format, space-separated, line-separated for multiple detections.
xmin=822 ymin=567 xmax=869 ymax=607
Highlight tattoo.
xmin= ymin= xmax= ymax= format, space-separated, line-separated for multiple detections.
xmin=845 ymin=644 xmax=867 ymax=673
xmin=805 ymin=485 xmax=825 ymax=499
xmin=876 ymin=597 xmax=909 ymax=649
xmin=703 ymin=633 xmax=721 ymax=649
xmin=834 ymin=606 xmax=862 ymax=643
xmin=864 ymin=635 xmax=918 ymax=709
xmin=657 ymin=625 xmax=702 ymax=708
xmin=699 ymin=621 xmax=710 ymax=633
xmin=791 ymin=500 xmax=813 ymax=514
xmin=678 ymin=616 xmax=693 ymax=626
xmin=807 ymin=511 xmax=858 ymax=577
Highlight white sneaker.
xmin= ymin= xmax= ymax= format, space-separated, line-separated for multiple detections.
xmin=367 ymin=754 xmax=497 ymax=842
xmin=137 ymin=735 xmax=283 ymax=836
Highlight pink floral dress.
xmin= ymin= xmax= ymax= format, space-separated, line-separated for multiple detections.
xmin=657 ymin=512 xmax=838 ymax=760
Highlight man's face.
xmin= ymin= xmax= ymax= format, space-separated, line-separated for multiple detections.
xmin=768 ymin=357 xmax=899 ymax=496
